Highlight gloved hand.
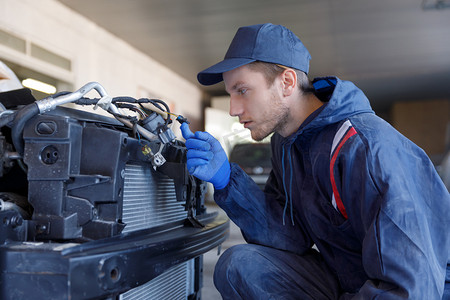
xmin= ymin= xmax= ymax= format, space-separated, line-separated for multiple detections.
xmin=180 ymin=123 xmax=230 ymax=189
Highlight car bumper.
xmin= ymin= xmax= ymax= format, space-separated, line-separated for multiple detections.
xmin=0 ymin=212 xmax=229 ymax=299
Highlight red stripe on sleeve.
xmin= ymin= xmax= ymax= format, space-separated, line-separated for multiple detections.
xmin=330 ymin=127 xmax=357 ymax=219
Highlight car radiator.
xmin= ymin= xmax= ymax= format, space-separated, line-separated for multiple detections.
xmin=120 ymin=164 xmax=195 ymax=300
xmin=122 ymin=164 xmax=187 ymax=233
xmin=120 ymin=259 xmax=194 ymax=300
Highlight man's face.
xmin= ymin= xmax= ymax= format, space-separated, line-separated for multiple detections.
xmin=223 ymin=65 xmax=289 ymax=141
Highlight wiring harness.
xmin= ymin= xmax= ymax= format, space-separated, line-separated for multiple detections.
xmin=8 ymin=82 xmax=189 ymax=168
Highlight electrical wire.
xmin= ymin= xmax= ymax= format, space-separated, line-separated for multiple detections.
xmin=35 ymin=84 xmax=186 ymax=143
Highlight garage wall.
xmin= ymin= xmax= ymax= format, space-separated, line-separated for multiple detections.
xmin=392 ymin=98 xmax=450 ymax=161
xmin=0 ymin=0 xmax=203 ymax=131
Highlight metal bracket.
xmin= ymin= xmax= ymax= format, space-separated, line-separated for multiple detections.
xmin=66 ymin=174 xmax=111 ymax=191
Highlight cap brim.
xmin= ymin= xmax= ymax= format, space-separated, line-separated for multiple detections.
xmin=197 ymin=57 xmax=256 ymax=85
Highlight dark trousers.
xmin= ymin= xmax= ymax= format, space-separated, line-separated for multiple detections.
xmin=214 ymin=244 xmax=341 ymax=300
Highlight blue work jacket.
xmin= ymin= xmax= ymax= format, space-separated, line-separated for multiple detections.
xmin=215 ymin=77 xmax=450 ymax=299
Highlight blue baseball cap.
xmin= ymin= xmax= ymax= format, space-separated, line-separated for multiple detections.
xmin=197 ymin=23 xmax=311 ymax=86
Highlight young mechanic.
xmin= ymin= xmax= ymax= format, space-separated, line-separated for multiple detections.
xmin=181 ymin=23 xmax=450 ymax=299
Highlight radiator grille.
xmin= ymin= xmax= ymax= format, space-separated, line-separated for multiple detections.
xmin=119 ymin=259 xmax=195 ymax=300
xmin=121 ymin=164 xmax=187 ymax=233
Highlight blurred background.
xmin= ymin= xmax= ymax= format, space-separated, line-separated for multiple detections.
xmin=0 ymin=0 xmax=449 ymax=297
xmin=1 ymin=0 xmax=449 ymax=164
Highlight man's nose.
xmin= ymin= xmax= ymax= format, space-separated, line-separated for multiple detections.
xmin=229 ymin=97 xmax=243 ymax=117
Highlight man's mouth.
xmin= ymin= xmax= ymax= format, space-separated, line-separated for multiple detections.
xmin=241 ymin=121 xmax=252 ymax=129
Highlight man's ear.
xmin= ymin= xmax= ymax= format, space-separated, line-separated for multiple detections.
xmin=280 ymin=69 xmax=297 ymax=97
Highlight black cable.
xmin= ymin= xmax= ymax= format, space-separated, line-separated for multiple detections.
xmin=111 ymin=96 xmax=139 ymax=103
xmin=73 ymin=95 xmax=173 ymax=126
xmin=134 ymin=98 xmax=166 ymax=114
xmin=109 ymin=110 xmax=139 ymax=124
xmin=111 ymin=97 xmax=170 ymax=125
xmin=132 ymin=122 xmax=138 ymax=139
xmin=74 ymin=97 xmax=99 ymax=105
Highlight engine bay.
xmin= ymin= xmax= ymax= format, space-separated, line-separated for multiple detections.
xmin=0 ymin=83 xmax=229 ymax=299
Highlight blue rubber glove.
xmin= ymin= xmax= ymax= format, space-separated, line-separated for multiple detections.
xmin=180 ymin=123 xmax=230 ymax=189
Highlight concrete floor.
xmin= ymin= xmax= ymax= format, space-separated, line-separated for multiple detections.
xmin=201 ymin=205 xmax=246 ymax=300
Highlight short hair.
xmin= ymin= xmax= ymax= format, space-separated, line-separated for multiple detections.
xmin=247 ymin=61 xmax=314 ymax=94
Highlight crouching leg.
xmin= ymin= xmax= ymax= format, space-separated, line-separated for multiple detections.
xmin=214 ymin=244 xmax=340 ymax=300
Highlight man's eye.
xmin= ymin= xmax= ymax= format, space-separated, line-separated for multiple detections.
xmin=238 ymin=88 xmax=247 ymax=95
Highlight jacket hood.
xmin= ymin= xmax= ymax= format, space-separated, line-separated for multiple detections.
xmin=300 ymin=76 xmax=374 ymax=135
xmin=276 ymin=76 xmax=374 ymax=225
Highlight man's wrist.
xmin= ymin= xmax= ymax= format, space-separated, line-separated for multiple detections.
xmin=211 ymin=162 xmax=231 ymax=190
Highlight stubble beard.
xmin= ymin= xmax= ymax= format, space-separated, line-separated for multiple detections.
xmin=250 ymin=95 xmax=290 ymax=141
